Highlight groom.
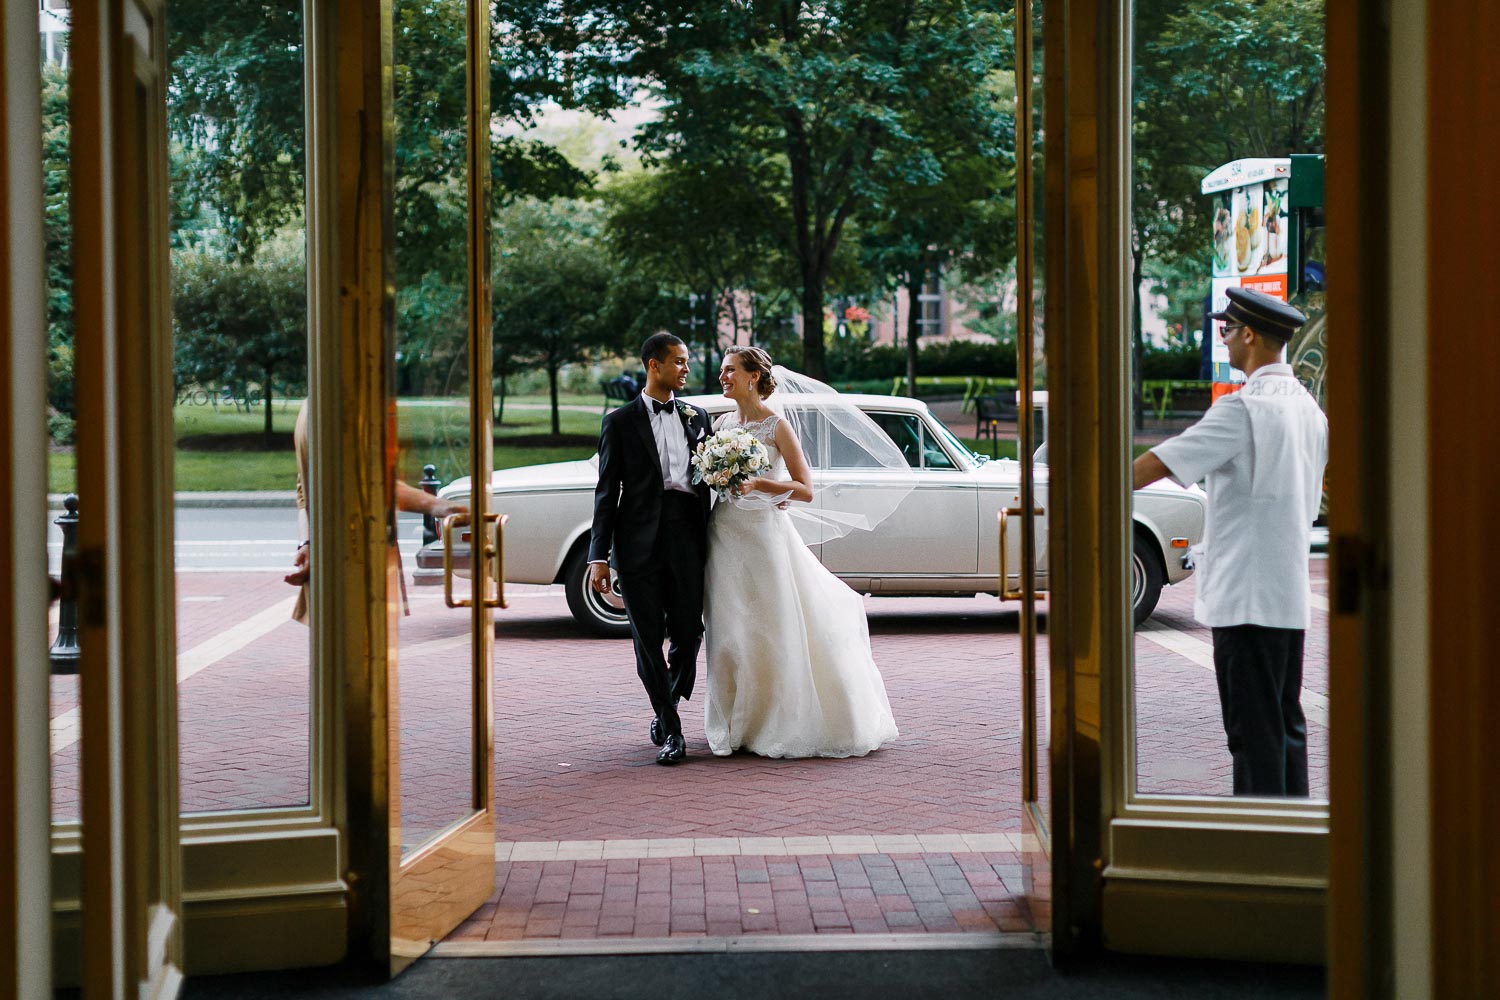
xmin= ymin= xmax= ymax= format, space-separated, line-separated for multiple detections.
xmin=588 ymin=333 xmax=713 ymax=765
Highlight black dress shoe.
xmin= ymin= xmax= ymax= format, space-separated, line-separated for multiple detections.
xmin=656 ymin=734 xmax=686 ymax=765
xmin=649 ymin=716 xmax=665 ymax=747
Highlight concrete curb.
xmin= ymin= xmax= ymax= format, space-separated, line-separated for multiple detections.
xmin=48 ymin=491 xmax=298 ymax=510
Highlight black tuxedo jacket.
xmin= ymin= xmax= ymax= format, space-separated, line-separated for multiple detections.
xmin=588 ymin=394 xmax=713 ymax=574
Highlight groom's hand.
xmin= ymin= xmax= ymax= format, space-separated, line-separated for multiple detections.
xmin=588 ymin=562 xmax=612 ymax=593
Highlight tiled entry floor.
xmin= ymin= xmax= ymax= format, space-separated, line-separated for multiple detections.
xmin=442 ymin=596 xmax=1048 ymax=952
xmin=445 ymin=837 xmax=1041 ymax=946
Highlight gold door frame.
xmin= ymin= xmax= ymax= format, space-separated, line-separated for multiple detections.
xmin=1054 ymin=0 xmax=1332 ymax=965
xmin=70 ymin=0 xmax=186 ymax=993
xmin=1040 ymin=0 xmax=1131 ymax=958
xmin=388 ymin=0 xmax=497 ymax=970
xmin=1014 ymin=0 xmax=1045 ymax=846
xmin=332 ymin=0 xmax=497 ymax=971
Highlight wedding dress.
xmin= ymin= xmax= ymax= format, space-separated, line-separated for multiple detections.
xmin=702 ymin=411 xmax=899 ymax=758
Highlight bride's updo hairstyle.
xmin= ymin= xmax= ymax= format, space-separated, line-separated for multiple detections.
xmin=726 ymin=345 xmax=777 ymax=399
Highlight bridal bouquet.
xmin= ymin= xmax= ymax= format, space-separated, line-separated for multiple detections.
xmin=691 ymin=428 xmax=770 ymax=501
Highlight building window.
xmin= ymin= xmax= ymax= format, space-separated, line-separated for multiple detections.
xmin=39 ymin=1 xmax=70 ymax=69
xmin=918 ymin=270 xmax=943 ymax=338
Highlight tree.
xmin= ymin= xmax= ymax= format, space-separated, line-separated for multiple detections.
xmin=168 ymin=1 xmax=595 ymax=400
xmin=491 ymin=199 xmax=622 ymax=435
xmin=167 ymin=4 xmax=307 ymax=261
xmin=172 ymin=238 xmax=308 ymax=443
xmin=605 ymin=163 xmax=788 ymax=391
xmin=1132 ymin=0 xmax=1325 ymax=415
xmin=505 ymin=0 xmax=1019 ymax=380
xmin=856 ymin=38 xmax=1017 ymax=395
xmin=168 ymin=1 xmax=592 ymax=261
xmin=41 ymin=62 xmax=76 ymax=442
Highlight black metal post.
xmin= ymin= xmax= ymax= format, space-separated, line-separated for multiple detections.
xmin=420 ymin=464 xmax=441 ymax=545
xmin=50 ymin=494 xmax=81 ymax=675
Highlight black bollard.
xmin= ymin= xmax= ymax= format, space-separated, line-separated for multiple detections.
xmin=50 ymin=493 xmax=81 ymax=675
xmin=420 ymin=463 xmax=441 ymax=545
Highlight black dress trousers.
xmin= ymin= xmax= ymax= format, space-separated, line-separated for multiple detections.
xmin=617 ymin=490 xmax=705 ymax=740
xmin=1210 ymin=624 xmax=1309 ymax=797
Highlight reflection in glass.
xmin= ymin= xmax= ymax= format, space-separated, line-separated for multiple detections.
xmin=1012 ymin=0 xmax=1050 ymax=837
xmin=1128 ymin=0 xmax=1329 ymax=800
xmin=393 ymin=0 xmax=478 ymax=854
xmin=168 ymin=5 xmax=313 ymax=812
xmin=41 ymin=9 xmax=80 ymax=823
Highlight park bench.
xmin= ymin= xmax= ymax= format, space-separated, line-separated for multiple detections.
xmin=600 ymin=375 xmax=639 ymax=414
xmin=1141 ymin=379 xmax=1213 ymax=420
xmin=974 ymin=395 xmax=1016 ymax=456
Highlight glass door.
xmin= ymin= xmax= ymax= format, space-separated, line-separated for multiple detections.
xmin=386 ymin=0 xmax=498 ymax=971
xmin=1013 ymin=0 xmax=1052 ymax=923
xmin=66 ymin=0 xmax=186 ymax=992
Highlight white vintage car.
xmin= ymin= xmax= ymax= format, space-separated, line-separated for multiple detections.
xmin=434 ymin=393 xmax=1205 ymax=636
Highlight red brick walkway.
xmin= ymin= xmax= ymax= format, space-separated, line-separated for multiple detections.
xmin=47 ymin=560 xmax=1326 ymax=946
xmin=452 ymin=851 xmax=1039 ymax=943
xmin=1134 ymin=559 xmax=1329 ymax=797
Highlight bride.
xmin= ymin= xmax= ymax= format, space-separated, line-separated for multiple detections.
xmin=702 ymin=346 xmax=899 ymax=759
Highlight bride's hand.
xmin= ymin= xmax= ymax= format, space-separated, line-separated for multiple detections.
xmin=735 ymin=477 xmax=763 ymax=497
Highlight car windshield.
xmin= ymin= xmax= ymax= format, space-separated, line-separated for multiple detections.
xmin=924 ymin=413 xmax=984 ymax=466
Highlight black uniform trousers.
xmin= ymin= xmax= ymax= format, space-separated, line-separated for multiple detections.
xmin=618 ymin=490 xmax=705 ymax=741
xmin=1210 ymin=624 xmax=1309 ymax=797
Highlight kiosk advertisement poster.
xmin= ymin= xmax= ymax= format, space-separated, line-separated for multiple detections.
xmin=1204 ymin=159 xmax=1292 ymax=399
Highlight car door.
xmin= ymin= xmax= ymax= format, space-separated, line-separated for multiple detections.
xmin=818 ymin=410 xmax=978 ymax=588
xmin=987 ymin=468 xmax=1051 ymax=594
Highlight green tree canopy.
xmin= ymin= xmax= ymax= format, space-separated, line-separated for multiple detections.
xmin=168 ymin=1 xmax=594 ymax=262
xmin=1132 ymin=0 xmax=1325 ymax=338
xmin=41 ymin=62 xmax=75 ymax=441
xmin=491 ymin=198 xmax=625 ymax=434
xmin=506 ymin=0 xmax=1022 ymax=380
xmin=604 ymin=163 xmax=793 ymax=391
xmin=172 ymin=238 xmax=308 ymax=443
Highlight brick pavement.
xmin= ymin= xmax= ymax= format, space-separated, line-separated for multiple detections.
xmin=447 ymin=851 xmax=1038 ymax=942
xmin=483 ymin=597 xmax=1023 ymax=842
xmin=47 ymin=560 xmax=1324 ymax=944
xmin=1133 ymin=559 xmax=1330 ymax=798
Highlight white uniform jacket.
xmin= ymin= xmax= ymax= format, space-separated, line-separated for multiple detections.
xmin=1151 ymin=364 xmax=1328 ymax=630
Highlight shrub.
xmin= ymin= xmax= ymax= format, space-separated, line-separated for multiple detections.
xmin=1138 ymin=342 xmax=1203 ymax=381
xmin=915 ymin=339 xmax=1017 ymax=378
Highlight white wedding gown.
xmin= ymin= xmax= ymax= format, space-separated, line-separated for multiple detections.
xmin=703 ymin=412 xmax=899 ymax=758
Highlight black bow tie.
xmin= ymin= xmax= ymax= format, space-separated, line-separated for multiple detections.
xmin=651 ymin=398 xmax=677 ymax=415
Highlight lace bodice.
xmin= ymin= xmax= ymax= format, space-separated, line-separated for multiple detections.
xmin=716 ymin=411 xmax=784 ymax=473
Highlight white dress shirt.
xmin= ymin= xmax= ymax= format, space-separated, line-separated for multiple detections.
xmin=646 ymin=394 xmax=697 ymax=495
xmin=1151 ymin=364 xmax=1328 ymax=629
xmin=589 ymin=394 xmax=696 ymax=569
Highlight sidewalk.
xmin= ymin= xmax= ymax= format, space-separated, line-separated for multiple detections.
xmin=48 ymin=565 xmax=1327 ymax=947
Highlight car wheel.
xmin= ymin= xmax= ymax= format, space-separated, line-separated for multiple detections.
xmin=563 ymin=551 xmax=632 ymax=638
xmin=1131 ymin=530 xmax=1165 ymax=626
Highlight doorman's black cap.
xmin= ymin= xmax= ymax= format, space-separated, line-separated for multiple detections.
xmin=1210 ymin=287 xmax=1307 ymax=341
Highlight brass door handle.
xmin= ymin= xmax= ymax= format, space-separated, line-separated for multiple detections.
xmin=442 ymin=512 xmax=472 ymax=608
xmin=997 ymin=506 xmax=1046 ymax=601
xmin=483 ymin=512 xmax=508 ymax=610
xmin=443 ymin=512 xmax=508 ymax=609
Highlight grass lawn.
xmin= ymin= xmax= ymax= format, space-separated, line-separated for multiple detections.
xmin=174 ymin=396 xmax=602 ymax=492
xmin=44 ymin=398 xmax=1156 ymax=495
xmin=958 ymin=438 xmax=1018 ymax=461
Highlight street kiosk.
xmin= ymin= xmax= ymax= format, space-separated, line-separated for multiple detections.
xmin=1201 ymin=155 xmax=1325 ymax=401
